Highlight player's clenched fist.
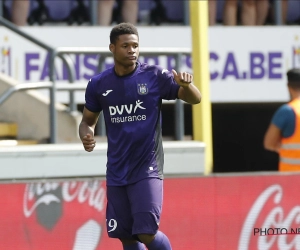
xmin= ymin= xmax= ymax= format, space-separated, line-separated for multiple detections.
xmin=81 ymin=133 xmax=96 ymax=152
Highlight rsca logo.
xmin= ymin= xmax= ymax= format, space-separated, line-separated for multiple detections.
xmin=1 ymin=44 xmax=11 ymax=76
xmin=293 ymin=46 xmax=300 ymax=68
xmin=109 ymin=100 xmax=146 ymax=123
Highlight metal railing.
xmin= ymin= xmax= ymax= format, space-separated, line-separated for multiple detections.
xmin=0 ymin=16 xmax=57 ymax=143
xmin=0 ymin=0 xmax=2 ymax=17
xmin=0 ymin=0 xmax=285 ymax=143
xmin=0 ymin=16 xmax=192 ymax=143
xmin=55 ymin=47 xmax=191 ymax=139
xmin=0 ymin=82 xmax=87 ymax=105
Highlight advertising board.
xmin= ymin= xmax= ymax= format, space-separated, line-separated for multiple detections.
xmin=1 ymin=174 xmax=300 ymax=249
xmin=1 ymin=26 xmax=300 ymax=103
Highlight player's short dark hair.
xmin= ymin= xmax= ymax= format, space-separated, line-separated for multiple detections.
xmin=287 ymin=68 xmax=300 ymax=90
xmin=110 ymin=23 xmax=139 ymax=44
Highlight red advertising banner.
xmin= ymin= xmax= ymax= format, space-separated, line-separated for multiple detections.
xmin=0 ymin=174 xmax=300 ymax=249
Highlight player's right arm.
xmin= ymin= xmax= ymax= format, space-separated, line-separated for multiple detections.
xmin=79 ymin=107 xmax=100 ymax=152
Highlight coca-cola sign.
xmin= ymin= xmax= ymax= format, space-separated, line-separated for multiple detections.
xmin=0 ymin=175 xmax=300 ymax=249
xmin=160 ymin=175 xmax=300 ymax=250
xmin=239 ymin=184 xmax=300 ymax=250
xmin=24 ymin=181 xmax=106 ymax=218
xmin=22 ymin=180 xmax=106 ymax=249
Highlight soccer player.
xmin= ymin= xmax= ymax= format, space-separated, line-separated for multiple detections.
xmin=79 ymin=22 xmax=201 ymax=250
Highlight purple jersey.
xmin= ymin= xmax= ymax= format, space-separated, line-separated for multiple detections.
xmin=85 ymin=62 xmax=180 ymax=186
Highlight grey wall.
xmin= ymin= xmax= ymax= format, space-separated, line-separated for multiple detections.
xmin=0 ymin=141 xmax=205 ymax=180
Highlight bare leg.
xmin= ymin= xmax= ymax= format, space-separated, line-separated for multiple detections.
xmin=98 ymin=0 xmax=115 ymax=26
xmin=256 ymin=0 xmax=269 ymax=25
xmin=281 ymin=0 xmax=288 ymax=24
xmin=241 ymin=0 xmax=256 ymax=25
xmin=11 ymin=0 xmax=30 ymax=26
xmin=223 ymin=0 xmax=238 ymax=26
xmin=122 ymin=0 xmax=138 ymax=25
xmin=209 ymin=0 xmax=217 ymax=26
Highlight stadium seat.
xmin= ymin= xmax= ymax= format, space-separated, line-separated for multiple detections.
xmin=142 ymin=0 xmax=184 ymax=25
xmin=65 ymin=0 xmax=90 ymax=25
xmin=216 ymin=0 xmax=226 ymax=24
xmin=2 ymin=0 xmax=12 ymax=20
xmin=26 ymin=0 xmax=91 ymax=25
xmin=161 ymin=0 xmax=184 ymax=24
xmin=44 ymin=0 xmax=73 ymax=22
xmin=138 ymin=0 xmax=155 ymax=24
xmin=286 ymin=0 xmax=300 ymax=24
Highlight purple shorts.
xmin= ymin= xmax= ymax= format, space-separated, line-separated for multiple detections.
xmin=106 ymin=178 xmax=163 ymax=239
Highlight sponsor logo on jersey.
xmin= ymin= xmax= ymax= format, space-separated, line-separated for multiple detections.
xmin=109 ymin=100 xmax=147 ymax=123
xmin=102 ymin=90 xmax=113 ymax=96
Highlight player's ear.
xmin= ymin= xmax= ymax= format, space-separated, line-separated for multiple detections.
xmin=109 ymin=44 xmax=114 ymax=53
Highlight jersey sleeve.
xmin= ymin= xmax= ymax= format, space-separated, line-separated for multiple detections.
xmin=271 ymin=104 xmax=296 ymax=138
xmin=157 ymin=68 xmax=180 ymax=100
xmin=84 ymin=78 xmax=102 ymax=113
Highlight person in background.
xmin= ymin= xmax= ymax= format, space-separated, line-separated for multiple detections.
xmin=264 ymin=68 xmax=300 ymax=171
xmin=11 ymin=0 xmax=30 ymax=26
xmin=223 ymin=0 xmax=269 ymax=25
xmin=256 ymin=0 xmax=269 ymax=25
xmin=79 ymin=22 xmax=201 ymax=250
xmin=208 ymin=0 xmax=217 ymax=26
xmin=98 ymin=0 xmax=138 ymax=25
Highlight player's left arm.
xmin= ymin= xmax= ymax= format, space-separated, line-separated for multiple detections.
xmin=172 ymin=69 xmax=201 ymax=104
xmin=264 ymin=123 xmax=281 ymax=153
